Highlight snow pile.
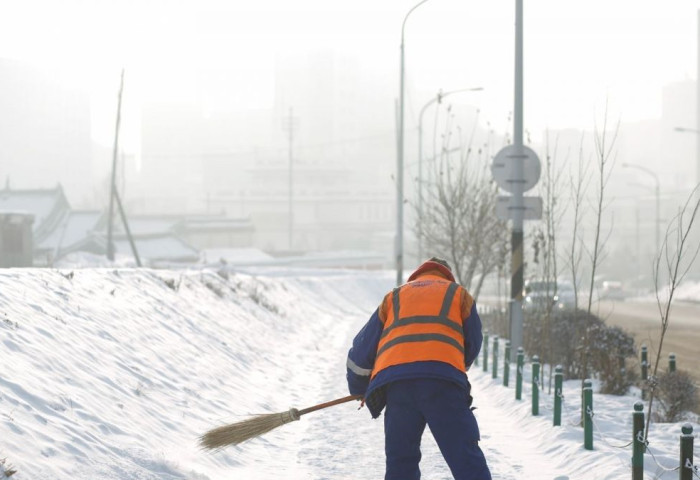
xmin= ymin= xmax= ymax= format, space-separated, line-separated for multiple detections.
xmin=673 ymin=280 xmax=700 ymax=303
xmin=0 ymin=267 xmax=697 ymax=479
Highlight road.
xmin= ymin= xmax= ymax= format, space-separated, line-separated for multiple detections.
xmin=597 ymin=299 xmax=700 ymax=383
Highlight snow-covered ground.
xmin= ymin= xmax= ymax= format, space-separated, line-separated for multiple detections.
xmin=0 ymin=267 xmax=698 ymax=479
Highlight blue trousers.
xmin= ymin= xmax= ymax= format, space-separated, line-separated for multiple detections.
xmin=384 ymin=378 xmax=492 ymax=480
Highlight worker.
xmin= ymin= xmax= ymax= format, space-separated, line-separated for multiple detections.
xmin=346 ymin=257 xmax=491 ymax=480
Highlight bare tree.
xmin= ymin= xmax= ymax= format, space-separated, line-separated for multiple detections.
xmin=644 ymin=185 xmax=700 ymax=441
xmin=581 ymin=108 xmax=619 ymax=380
xmin=530 ymin=131 xmax=568 ymax=392
xmin=566 ymin=136 xmax=591 ymax=316
xmin=415 ymin=108 xmax=508 ymax=299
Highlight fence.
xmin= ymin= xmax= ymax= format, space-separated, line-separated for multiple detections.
xmin=479 ymin=335 xmax=699 ymax=479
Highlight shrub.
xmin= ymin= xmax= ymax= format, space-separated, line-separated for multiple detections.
xmin=524 ymin=307 xmax=637 ymax=394
xmin=589 ymin=324 xmax=637 ymax=395
xmin=653 ymin=370 xmax=699 ymax=422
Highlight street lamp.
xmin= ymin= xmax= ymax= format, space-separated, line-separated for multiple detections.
xmin=396 ymin=0 xmax=431 ymax=286
xmin=622 ymin=163 xmax=660 ymax=256
xmin=416 ymin=87 xmax=483 ymax=261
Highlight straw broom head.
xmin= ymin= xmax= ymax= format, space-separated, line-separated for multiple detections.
xmin=199 ymin=408 xmax=301 ymax=450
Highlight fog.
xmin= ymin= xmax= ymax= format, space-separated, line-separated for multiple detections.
xmin=0 ymin=0 xmax=698 ymax=275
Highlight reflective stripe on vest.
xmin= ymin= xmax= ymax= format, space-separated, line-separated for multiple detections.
xmin=371 ymin=277 xmax=465 ymax=379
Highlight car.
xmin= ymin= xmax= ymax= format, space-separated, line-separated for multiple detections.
xmin=601 ymin=280 xmax=626 ymax=300
xmin=523 ymin=279 xmax=576 ymax=311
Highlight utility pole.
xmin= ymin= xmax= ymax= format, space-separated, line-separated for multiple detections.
xmin=106 ymin=70 xmax=124 ymax=262
xmin=106 ymin=69 xmax=141 ymax=266
xmin=282 ymin=108 xmax=298 ymax=252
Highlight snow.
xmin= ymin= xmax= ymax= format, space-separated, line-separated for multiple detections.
xmin=0 ymin=267 xmax=698 ymax=479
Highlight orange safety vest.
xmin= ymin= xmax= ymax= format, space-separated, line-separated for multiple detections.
xmin=371 ymin=275 xmax=468 ymax=379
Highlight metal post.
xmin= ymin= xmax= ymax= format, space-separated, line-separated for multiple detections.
xmin=417 ymin=106 xmax=424 ymax=263
xmin=680 ymin=424 xmax=694 ymax=480
xmin=396 ymin=29 xmax=405 ymax=286
xmin=532 ymin=355 xmax=540 ymax=416
xmin=396 ymin=0 xmax=430 ymax=286
xmin=503 ymin=340 xmax=511 ymax=387
xmin=582 ymin=378 xmax=592 ymax=428
xmin=669 ymin=353 xmax=677 ymax=373
xmin=553 ymin=365 xmax=563 ymax=426
xmin=492 ymin=335 xmax=499 ymax=379
xmin=287 ymin=107 xmax=294 ymax=251
xmin=632 ymin=402 xmax=645 ymax=480
xmin=509 ymin=0 xmax=526 ymax=360
xmin=641 ymin=345 xmax=648 ymax=400
xmin=483 ymin=331 xmax=489 ymax=372
xmin=516 ymin=347 xmax=524 ymax=400
xmin=697 ymin=9 xmax=700 ymax=188
xmin=584 ymin=380 xmax=593 ymax=450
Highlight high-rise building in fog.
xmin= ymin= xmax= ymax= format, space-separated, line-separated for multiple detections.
xmin=0 ymin=59 xmax=92 ymax=204
xmin=661 ymin=79 xmax=696 ymax=187
xmin=134 ymin=50 xmax=396 ymax=256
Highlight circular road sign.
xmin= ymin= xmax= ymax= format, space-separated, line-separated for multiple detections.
xmin=491 ymin=144 xmax=541 ymax=193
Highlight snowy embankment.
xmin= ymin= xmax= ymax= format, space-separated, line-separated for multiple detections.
xmin=0 ymin=267 xmax=697 ymax=479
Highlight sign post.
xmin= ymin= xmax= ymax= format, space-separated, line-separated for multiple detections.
xmin=490 ymin=0 xmax=541 ymax=360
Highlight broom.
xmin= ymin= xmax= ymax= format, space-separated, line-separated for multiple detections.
xmin=199 ymin=394 xmax=362 ymax=450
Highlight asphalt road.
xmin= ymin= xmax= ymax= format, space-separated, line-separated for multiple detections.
xmin=597 ymin=299 xmax=700 ymax=383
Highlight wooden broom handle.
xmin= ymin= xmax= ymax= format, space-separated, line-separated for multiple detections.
xmin=298 ymin=394 xmax=363 ymax=416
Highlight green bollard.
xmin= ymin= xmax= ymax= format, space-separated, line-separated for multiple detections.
xmin=641 ymin=345 xmax=648 ymax=400
xmin=492 ymin=336 xmax=499 ymax=379
xmin=503 ymin=341 xmax=511 ymax=387
xmin=583 ymin=380 xmax=593 ymax=450
xmin=516 ymin=347 xmax=524 ymax=400
xmin=582 ymin=378 xmax=592 ymax=426
xmin=680 ymin=424 xmax=694 ymax=480
xmin=532 ymin=355 xmax=540 ymax=416
xmin=553 ymin=365 xmax=563 ymax=426
xmin=669 ymin=353 xmax=676 ymax=373
xmin=483 ymin=331 xmax=489 ymax=372
xmin=632 ymin=402 xmax=645 ymax=480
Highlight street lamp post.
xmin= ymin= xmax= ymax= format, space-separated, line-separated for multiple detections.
xmin=397 ymin=0 xmax=431 ymax=286
xmin=417 ymin=87 xmax=483 ymax=261
xmin=623 ymin=163 xmax=660 ymax=257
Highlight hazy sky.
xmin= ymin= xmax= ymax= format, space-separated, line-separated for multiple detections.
xmin=1 ymin=0 xmax=698 ymax=145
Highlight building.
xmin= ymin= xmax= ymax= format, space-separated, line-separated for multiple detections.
xmin=0 ymin=212 xmax=34 ymax=267
xmin=0 ymin=185 xmax=254 ymax=267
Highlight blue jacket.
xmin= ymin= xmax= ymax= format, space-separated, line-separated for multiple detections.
xmin=346 ymin=286 xmax=483 ymax=418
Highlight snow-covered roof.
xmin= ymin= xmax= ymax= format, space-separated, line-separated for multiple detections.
xmin=112 ymin=217 xmax=181 ymax=236
xmin=114 ymin=234 xmax=199 ymax=262
xmin=0 ymin=186 xmax=70 ymax=238
xmin=37 ymin=210 xmax=101 ymax=253
xmin=200 ymin=247 xmax=274 ymax=264
xmin=103 ymin=214 xmax=254 ymax=236
xmin=176 ymin=216 xmax=254 ymax=232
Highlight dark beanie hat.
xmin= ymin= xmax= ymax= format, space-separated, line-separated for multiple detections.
xmin=407 ymin=256 xmax=455 ymax=282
